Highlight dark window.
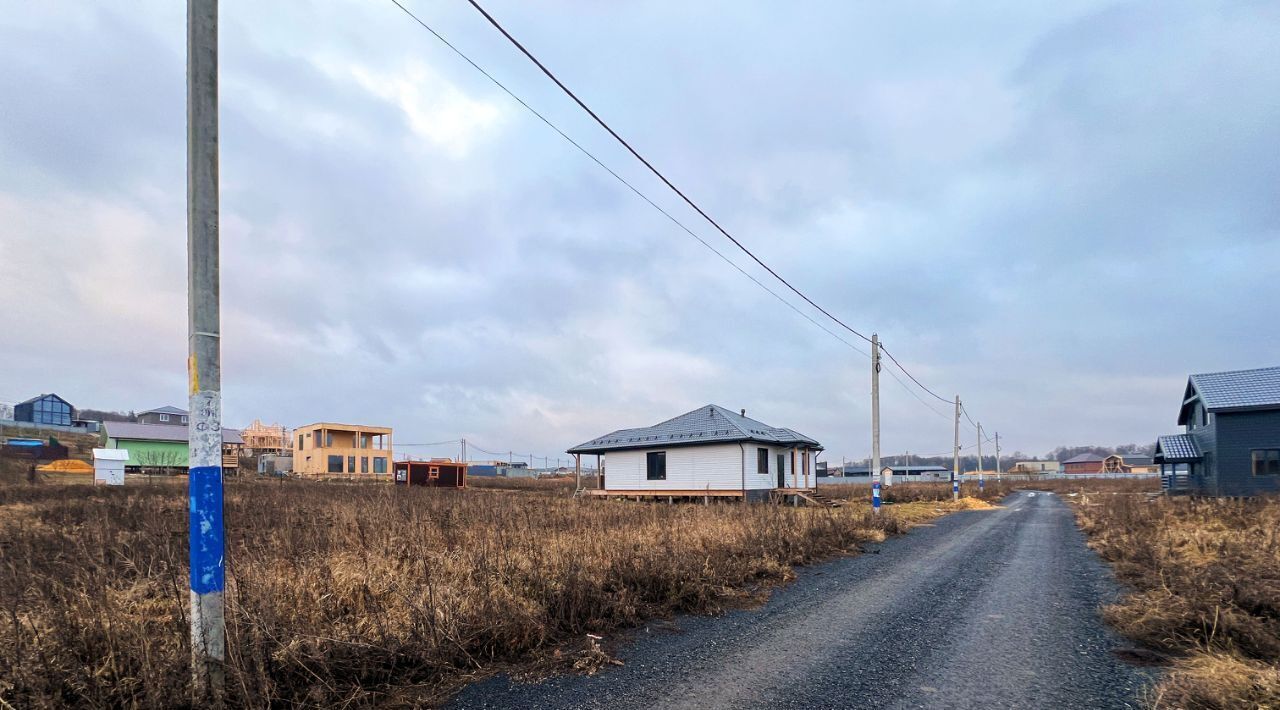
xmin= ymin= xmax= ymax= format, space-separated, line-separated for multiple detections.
xmin=1253 ymin=450 xmax=1280 ymax=476
xmin=777 ymin=454 xmax=785 ymax=477
xmin=325 ymin=432 xmax=333 ymax=447
xmin=298 ymin=434 xmax=304 ymax=450
xmin=361 ymin=457 xmax=369 ymax=473
xmin=327 ymin=455 xmax=343 ymax=473
xmin=373 ymin=457 xmax=387 ymax=474
xmin=757 ymin=448 xmax=769 ymax=474
xmin=348 ymin=456 xmax=356 ymax=473
xmin=646 ymin=451 xmax=666 ymax=480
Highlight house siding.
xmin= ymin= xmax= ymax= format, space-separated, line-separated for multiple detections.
xmin=603 ymin=443 xmax=812 ymax=492
xmin=1211 ymin=410 xmax=1280 ymax=496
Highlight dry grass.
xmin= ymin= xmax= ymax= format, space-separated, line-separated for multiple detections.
xmin=0 ymin=479 xmax=986 ymax=708
xmin=1073 ymin=493 xmax=1280 ymax=709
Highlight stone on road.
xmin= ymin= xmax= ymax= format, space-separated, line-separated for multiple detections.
xmin=451 ymin=491 xmax=1154 ymax=709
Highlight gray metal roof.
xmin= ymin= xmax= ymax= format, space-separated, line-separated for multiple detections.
xmin=1182 ymin=366 xmax=1280 ymax=421
xmin=104 ymin=421 xmax=243 ymax=445
xmin=141 ymin=405 xmax=189 ymax=416
xmin=567 ymin=404 xmax=821 ymax=454
xmin=1119 ymin=455 xmax=1154 ymax=465
xmin=1063 ymin=453 xmax=1105 ymax=464
xmin=1154 ymin=434 xmax=1201 ymax=462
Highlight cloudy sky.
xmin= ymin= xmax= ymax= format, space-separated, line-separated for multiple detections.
xmin=1 ymin=1 xmax=1277 ymax=464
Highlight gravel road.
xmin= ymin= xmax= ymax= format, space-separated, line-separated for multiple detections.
xmin=451 ymin=491 xmax=1155 ymax=709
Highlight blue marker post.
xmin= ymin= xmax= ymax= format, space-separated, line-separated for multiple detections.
xmin=872 ymin=479 xmax=881 ymax=512
xmin=188 ymin=0 xmax=224 ymax=700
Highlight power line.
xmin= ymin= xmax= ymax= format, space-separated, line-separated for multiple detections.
xmin=462 ymin=0 xmax=876 ymax=348
xmin=386 ymin=0 xmax=869 ymax=363
xmin=387 ymin=0 xmax=982 ymax=440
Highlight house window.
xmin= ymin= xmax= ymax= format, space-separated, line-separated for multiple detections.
xmin=348 ymin=456 xmax=356 ymax=473
xmin=777 ymin=453 xmax=785 ymax=477
xmin=181 ymin=415 xmax=188 ymax=424
xmin=1253 ymin=450 xmax=1280 ymax=476
xmin=646 ymin=451 xmax=666 ymax=480
xmin=373 ymin=457 xmax=387 ymax=474
xmin=325 ymin=432 xmax=333 ymax=447
xmin=327 ymin=455 xmax=343 ymax=473
xmin=298 ymin=434 xmax=304 ymax=450
xmin=757 ymin=448 xmax=769 ymax=474
xmin=159 ymin=413 xmax=169 ymax=422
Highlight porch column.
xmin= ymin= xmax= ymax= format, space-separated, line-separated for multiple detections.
xmin=803 ymin=448 xmax=809 ymax=488
xmin=791 ymin=449 xmax=797 ymax=488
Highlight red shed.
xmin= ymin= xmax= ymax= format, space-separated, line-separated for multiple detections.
xmin=393 ymin=459 xmax=467 ymax=488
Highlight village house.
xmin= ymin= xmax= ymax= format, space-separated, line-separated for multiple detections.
xmin=292 ymin=422 xmax=392 ymax=477
xmin=1011 ymin=460 xmax=1061 ymax=474
xmin=101 ymin=421 xmax=243 ymax=472
xmin=136 ymin=406 xmax=189 ymax=425
xmin=567 ymin=404 xmax=821 ymax=502
xmin=1154 ymin=365 xmax=1280 ymax=496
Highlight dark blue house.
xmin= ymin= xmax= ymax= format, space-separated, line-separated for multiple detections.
xmin=1154 ymin=366 xmax=1280 ymax=496
xmin=13 ymin=393 xmax=75 ymax=428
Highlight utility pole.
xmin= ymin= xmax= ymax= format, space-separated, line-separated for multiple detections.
xmin=952 ymin=395 xmax=961 ymax=501
xmin=187 ymin=0 xmax=223 ymax=702
xmin=977 ymin=422 xmax=984 ymax=494
xmin=871 ymin=334 xmax=882 ymax=512
xmin=460 ymin=438 xmax=467 ymax=463
xmin=995 ymin=432 xmax=1002 ymax=477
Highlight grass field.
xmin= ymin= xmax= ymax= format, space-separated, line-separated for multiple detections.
xmin=1073 ymin=491 xmax=1280 ymax=708
xmin=0 ymin=478 xmax=992 ymax=708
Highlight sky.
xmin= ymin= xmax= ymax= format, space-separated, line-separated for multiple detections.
xmin=1 ymin=1 xmax=1277 ymax=465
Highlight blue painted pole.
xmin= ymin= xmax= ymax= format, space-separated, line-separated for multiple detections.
xmin=188 ymin=0 xmax=224 ymax=700
xmin=872 ymin=480 xmax=881 ymax=512
xmin=952 ymin=478 xmax=959 ymax=498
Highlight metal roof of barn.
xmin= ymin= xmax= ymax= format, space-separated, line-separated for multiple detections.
xmin=567 ymin=404 xmax=822 ymax=455
xmin=104 ymin=421 xmax=243 ymax=445
xmin=1154 ymin=434 xmax=1201 ymax=462
xmin=1180 ymin=365 xmax=1280 ymax=423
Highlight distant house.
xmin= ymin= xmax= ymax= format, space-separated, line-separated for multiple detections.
xmin=14 ymin=393 xmax=75 ymax=427
xmin=1154 ymin=366 xmax=1280 ymax=496
xmin=1011 ymin=460 xmax=1061 ymax=474
xmin=242 ymin=419 xmax=289 ymax=454
xmin=567 ymin=404 xmax=822 ymax=501
xmin=292 ymin=423 xmax=392 ymax=477
xmin=1062 ymin=453 xmax=1105 ymax=473
xmin=137 ymin=406 xmax=189 ymax=426
xmin=1119 ymin=455 xmax=1158 ymax=474
xmin=102 ymin=421 xmax=244 ymax=471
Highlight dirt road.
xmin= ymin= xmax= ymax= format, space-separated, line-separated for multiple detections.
xmin=451 ymin=491 xmax=1154 ymax=709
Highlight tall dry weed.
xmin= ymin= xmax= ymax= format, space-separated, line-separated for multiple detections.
xmin=0 ymin=480 xmax=909 ymax=707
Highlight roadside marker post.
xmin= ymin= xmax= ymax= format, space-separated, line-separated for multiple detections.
xmin=872 ymin=479 xmax=881 ymax=511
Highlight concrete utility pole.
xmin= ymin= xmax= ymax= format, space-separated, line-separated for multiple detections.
xmin=952 ymin=395 xmax=961 ymax=501
xmin=995 ymin=432 xmax=1002 ymax=476
xmin=187 ymin=0 xmax=223 ymax=702
xmin=977 ymin=422 xmax=984 ymax=493
xmin=460 ymin=438 xmax=467 ymax=463
xmin=871 ymin=334 xmax=882 ymax=512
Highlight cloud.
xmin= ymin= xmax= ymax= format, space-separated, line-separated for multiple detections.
xmin=1 ymin=0 xmax=1277 ymax=461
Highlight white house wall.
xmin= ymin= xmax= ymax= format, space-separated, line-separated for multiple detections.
xmin=604 ymin=443 xmax=813 ymax=492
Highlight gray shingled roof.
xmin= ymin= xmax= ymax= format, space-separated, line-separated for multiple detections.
xmin=104 ymin=421 xmax=243 ymax=445
xmin=567 ymin=404 xmax=821 ymax=454
xmin=1155 ymin=434 xmax=1201 ymax=462
xmin=141 ymin=405 xmax=189 ymax=416
xmin=1187 ymin=366 xmax=1280 ymax=414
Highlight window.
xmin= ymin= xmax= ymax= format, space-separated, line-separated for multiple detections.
xmin=777 ymin=453 xmax=785 ymax=477
xmin=298 ymin=434 xmax=304 ymax=450
xmin=348 ymin=456 xmax=356 ymax=473
xmin=181 ymin=415 xmax=188 ymax=424
xmin=373 ymin=457 xmax=387 ymax=474
xmin=1253 ymin=450 xmax=1280 ymax=476
xmin=327 ymin=455 xmax=343 ymax=473
xmin=325 ymin=432 xmax=334 ymax=447
xmin=646 ymin=451 xmax=666 ymax=480
xmin=159 ymin=413 xmax=170 ymax=422
xmin=757 ymin=448 xmax=769 ymax=475
xmin=361 ymin=457 xmax=369 ymax=473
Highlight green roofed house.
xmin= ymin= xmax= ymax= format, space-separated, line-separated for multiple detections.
xmin=102 ymin=421 xmax=244 ymax=473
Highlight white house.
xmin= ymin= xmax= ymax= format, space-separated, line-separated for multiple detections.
xmin=567 ymin=404 xmax=822 ymax=501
